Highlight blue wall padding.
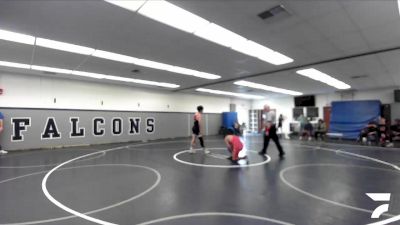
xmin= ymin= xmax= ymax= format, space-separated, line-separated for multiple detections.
xmin=222 ymin=112 xmax=237 ymax=129
xmin=329 ymin=100 xmax=381 ymax=139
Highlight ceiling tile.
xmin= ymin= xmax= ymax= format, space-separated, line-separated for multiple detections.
xmin=284 ymin=0 xmax=342 ymax=20
xmin=0 ymin=40 xmax=33 ymax=64
xmin=328 ymin=31 xmax=370 ymax=55
xmin=307 ymin=9 xmax=358 ymax=38
xmin=360 ymin=20 xmax=400 ymax=50
xmin=301 ymin=39 xmax=343 ymax=59
xmin=341 ymin=0 xmax=399 ymax=30
xmin=32 ymin=47 xmax=88 ymax=69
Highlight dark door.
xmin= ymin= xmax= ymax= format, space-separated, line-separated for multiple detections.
xmin=323 ymin=106 xmax=331 ymax=130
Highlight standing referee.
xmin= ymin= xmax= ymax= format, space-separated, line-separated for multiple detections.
xmin=259 ymin=104 xmax=285 ymax=157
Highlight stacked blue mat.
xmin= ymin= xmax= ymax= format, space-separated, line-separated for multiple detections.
xmin=329 ymin=100 xmax=381 ymax=139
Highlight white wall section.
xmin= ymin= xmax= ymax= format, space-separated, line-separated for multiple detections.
xmin=0 ymin=71 xmax=243 ymax=113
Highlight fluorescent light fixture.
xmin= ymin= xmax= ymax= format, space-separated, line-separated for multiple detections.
xmin=231 ymin=40 xmax=293 ymax=65
xmin=36 ymin=38 xmax=95 ymax=55
xmin=196 ymin=88 xmax=264 ymax=99
xmin=398 ymin=0 xmax=400 ymax=16
xmin=131 ymin=78 xmax=180 ymax=88
xmin=138 ymin=0 xmax=210 ymax=33
xmin=194 ymin=23 xmax=246 ymax=48
xmin=296 ymin=68 xmax=351 ymax=90
xmin=0 ymin=60 xmax=30 ymax=69
xmin=0 ymin=59 xmax=179 ymax=88
xmin=91 ymin=50 xmax=220 ymax=80
xmin=0 ymin=29 xmax=35 ymax=45
xmin=71 ymin=71 xmax=107 ymax=79
xmin=231 ymin=40 xmax=274 ymax=58
xmin=191 ymin=71 xmax=221 ymax=80
xmin=164 ymin=66 xmax=220 ymax=79
xmin=135 ymin=59 xmax=176 ymax=71
xmin=103 ymin=75 xmax=179 ymax=88
xmin=258 ymin=51 xmax=294 ymax=65
xmin=133 ymin=59 xmax=221 ymax=79
xmin=31 ymin=65 xmax=72 ymax=74
xmin=234 ymin=80 xmax=302 ymax=96
xmin=0 ymin=27 xmax=221 ymax=80
xmin=92 ymin=50 xmax=141 ymax=64
xmin=107 ymin=0 xmax=294 ymax=66
xmin=102 ymin=75 xmax=132 ymax=82
xmin=105 ymin=0 xmax=146 ymax=11
xmin=167 ymin=66 xmax=197 ymax=76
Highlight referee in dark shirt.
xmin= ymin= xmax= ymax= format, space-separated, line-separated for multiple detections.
xmin=259 ymin=104 xmax=285 ymax=157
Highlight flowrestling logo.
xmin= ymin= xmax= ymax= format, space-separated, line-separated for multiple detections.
xmin=366 ymin=193 xmax=391 ymax=219
xmin=10 ymin=116 xmax=155 ymax=141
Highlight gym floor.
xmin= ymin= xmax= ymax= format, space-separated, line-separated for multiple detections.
xmin=0 ymin=136 xmax=399 ymax=225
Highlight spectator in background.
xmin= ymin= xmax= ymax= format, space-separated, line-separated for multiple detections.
xmin=298 ymin=113 xmax=307 ymax=138
xmin=314 ymin=119 xmax=327 ymax=141
xmin=0 ymin=111 xmax=7 ymax=154
xmin=358 ymin=120 xmax=378 ymax=145
xmin=277 ymin=114 xmax=284 ymax=134
xmin=378 ymin=116 xmax=388 ymax=146
xmin=391 ymin=119 xmax=400 ymax=141
xmin=301 ymin=119 xmax=313 ymax=141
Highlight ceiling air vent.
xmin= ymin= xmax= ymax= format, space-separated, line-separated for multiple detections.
xmin=258 ymin=5 xmax=290 ymax=20
xmin=350 ymin=75 xmax=369 ymax=79
xmin=131 ymin=69 xmax=141 ymax=73
xmin=43 ymin=71 xmax=57 ymax=75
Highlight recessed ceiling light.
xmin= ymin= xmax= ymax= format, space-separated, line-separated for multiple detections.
xmin=234 ymin=80 xmax=303 ymax=96
xmin=36 ymin=38 xmax=95 ymax=55
xmin=138 ymin=0 xmax=210 ymax=33
xmin=296 ymin=68 xmax=351 ymax=90
xmin=0 ymin=60 xmax=30 ymax=69
xmin=196 ymin=88 xmax=264 ymax=99
xmin=0 ymin=29 xmax=35 ymax=45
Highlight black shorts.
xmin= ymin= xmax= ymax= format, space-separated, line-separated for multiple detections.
xmin=192 ymin=125 xmax=200 ymax=135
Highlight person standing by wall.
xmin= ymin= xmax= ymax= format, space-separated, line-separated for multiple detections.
xmin=0 ymin=111 xmax=7 ymax=154
xmin=298 ymin=113 xmax=307 ymax=140
xmin=259 ymin=104 xmax=285 ymax=158
xmin=277 ymin=114 xmax=284 ymax=135
xmin=190 ymin=105 xmax=210 ymax=154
